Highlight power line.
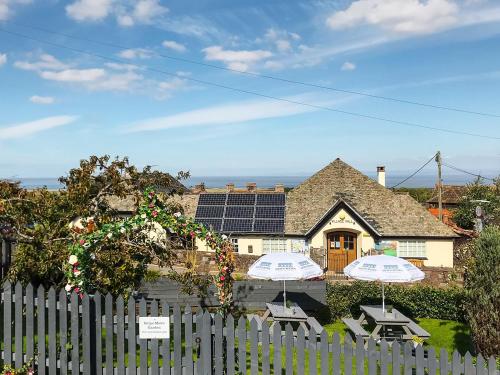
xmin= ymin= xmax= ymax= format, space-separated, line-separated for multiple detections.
xmin=442 ymin=162 xmax=496 ymax=181
xmin=8 ymin=21 xmax=500 ymax=119
xmin=390 ymin=153 xmax=437 ymax=188
xmin=1 ymin=27 xmax=500 ymax=140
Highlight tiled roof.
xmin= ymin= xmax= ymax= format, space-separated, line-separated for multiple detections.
xmin=285 ymin=158 xmax=457 ymax=238
xmin=427 ymin=185 xmax=467 ymax=205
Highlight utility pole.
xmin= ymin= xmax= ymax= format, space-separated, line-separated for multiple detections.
xmin=435 ymin=151 xmax=443 ymax=222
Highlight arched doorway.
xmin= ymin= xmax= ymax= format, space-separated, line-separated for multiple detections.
xmin=327 ymin=231 xmax=357 ymax=272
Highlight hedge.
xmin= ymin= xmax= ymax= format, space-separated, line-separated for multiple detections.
xmin=326 ymin=281 xmax=466 ymax=323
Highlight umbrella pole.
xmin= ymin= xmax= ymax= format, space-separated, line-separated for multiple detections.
xmin=283 ymin=280 xmax=286 ymax=311
xmin=382 ymin=282 xmax=385 ymax=315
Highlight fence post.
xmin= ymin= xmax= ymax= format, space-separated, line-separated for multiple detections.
xmin=3 ymin=281 xmax=12 ymax=366
xmin=202 ymin=311 xmax=212 ymax=375
xmin=70 ymin=291 xmax=79 ymax=375
xmin=26 ymin=284 xmax=35 ymax=365
xmin=308 ymin=326 xmax=317 ymax=375
xmin=184 ymin=304 xmax=194 ymax=374
xmin=392 ymin=340 xmax=401 ymax=375
xmin=94 ymin=292 xmax=102 ymax=375
xmin=452 ymin=350 xmax=462 ymax=374
xmin=427 ymin=347 xmax=437 ymax=375
xmin=39 ymin=285 xmax=48 ymax=375
xmin=139 ymin=298 xmax=147 ymax=375
xmin=380 ymin=339 xmax=389 ymax=375
xmin=173 ymin=304 xmax=182 ymax=375
xmin=48 ymin=288 xmax=57 ymax=374
xmin=58 ymin=289 xmax=68 ymax=374
xmin=149 ymin=299 xmax=159 ymax=375
xmin=161 ymin=301 xmax=170 ymax=375
xmin=344 ymin=333 xmax=353 ymax=375
xmin=367 ymin=338 xmax=377 ymax=375
xmin=295 ymin=326 xmax=305 ymax=375
xmin=320 ymin=330 xmax=328 ymax=375
xmin=440 ymin=348 xmax=448 ymax=374
xmin=105 ymin=293 xmax=114 ymax=375
xmin=214 ymin=313 xmax=224 ymax=375
xmin=116 ymin=296 xmax=126 ymax=375
xmin=81 ymin=294 xmax=91 ymax=375
xmin=415 ymin=345 xmax=425 ymax=375
xmin=356 ymin=336 xmax=365 ymax=375
xmin=14 ymin=282 xmax=23 ymax=369
xmin=332 ymin=332 xmax=341 ymax=375
xmin=127 ymin=296 xmax=137 ymax=375
xmin=404 ymin=341 xmax=414 ymax=375
xmin=237 ymin=316 xmax=246 ymax=375
xmin=225 ymin=314 xmax=235 ymax=375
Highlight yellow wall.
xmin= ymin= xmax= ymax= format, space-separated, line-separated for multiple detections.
xmin=193 ymin=207 xmax=454 ymax=267
xmin=421 ymin=239 xmax=454 ymax=267
xmin=309 ymin=209 xmax=375 ymax=258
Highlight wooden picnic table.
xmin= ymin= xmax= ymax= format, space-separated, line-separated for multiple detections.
xmin=248 ymin=302 xmax=324 ymax=335
xmin=343 ymin=305 xmax=430 ymax=341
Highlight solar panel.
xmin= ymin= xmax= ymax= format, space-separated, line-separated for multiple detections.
xmin=223 ymin=219 xmax=253 ymax=232
xmin=255 ymin=206 xmax=284 ymax=219
xmin=198 ymin=193 xmax=227 ymax=206
xmin=225 ymin=206 xmax=254 ymax=218
xmin=195 ymin=205 xmax=224 ymax=218
xmin=256 ymin=193 xmax=285 ymax=206
xmin=195 ymin=218 xmax=222 ymax=231
xmin=226 ymin=194 xmax=256 ymax=206
xmin=194 ymin=192 xmax=286 ymax=234
xmin=254 ymin=219 xmax=285 ymax=233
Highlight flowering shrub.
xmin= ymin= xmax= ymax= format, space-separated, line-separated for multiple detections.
xmin=65 ymin=188 xmax=235 ymax=312
xmin=1 ymin=359 xmax=34 ymax=375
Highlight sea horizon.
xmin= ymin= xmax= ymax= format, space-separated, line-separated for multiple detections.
xmin=5 ymin=173 xmax=495 ymax=190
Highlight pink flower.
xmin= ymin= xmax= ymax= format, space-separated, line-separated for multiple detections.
xmin=79 ymin=239 xmax=85 ymax=245
xmin=152 ymin=210 xmax=158 ymax=217
xmin=149 ymin=203 xmax=154 ymax=208
xmin=220 ymin=276 xmax=225 ymax=281
xmin=190 ymin=231 xmax=195 ymax=238
xmin=74 ymin=287 xmax=80 ymax=293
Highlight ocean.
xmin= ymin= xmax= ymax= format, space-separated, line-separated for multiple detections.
xmin=11 ymin=174 xmax=482 ymax=190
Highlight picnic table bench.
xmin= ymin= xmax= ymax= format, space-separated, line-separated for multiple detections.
xmin=344 ymin=305 xmax=431 ymax=342
xmin=247 ymin=302 xmax=323 ymax=336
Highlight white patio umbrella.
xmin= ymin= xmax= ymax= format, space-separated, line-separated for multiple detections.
xmin=248 ymin=253 xmax=323 ymax=311
xmin=343 ymin=255 xmax=425 ymax=313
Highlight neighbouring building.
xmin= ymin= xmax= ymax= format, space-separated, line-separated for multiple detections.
xmin=178 ymin=158 xmax=457 ymax=271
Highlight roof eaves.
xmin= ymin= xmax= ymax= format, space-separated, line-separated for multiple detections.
xmin=304 ymin=199 xmax=381 ymax=238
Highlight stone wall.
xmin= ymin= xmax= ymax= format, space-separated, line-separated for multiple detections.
xmin=175 ymin=250 xmax=260 ymax=275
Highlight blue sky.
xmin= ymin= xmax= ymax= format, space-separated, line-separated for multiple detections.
xmin=0 ymin=0 xmax=499 ymax=179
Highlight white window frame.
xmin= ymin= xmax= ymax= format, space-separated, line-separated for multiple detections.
xmin=230 ymin=238 xmax=239 ymax=253
xmin=397 ymin=240 xmax=426 ymax=258
xmin=262 ymin=238 xmax=287 ymax=254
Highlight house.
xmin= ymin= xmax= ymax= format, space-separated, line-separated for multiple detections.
xmin=426 ymin=185 xmax=467 ymax=210
xmin=184 ymin=158 xmax=457 ymax=271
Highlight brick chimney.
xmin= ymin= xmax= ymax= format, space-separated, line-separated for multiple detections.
xmin=377 ymin=166 xmax=386 ymax=187
xmin=246 ymin=182 xmax=257 ymax=192
xmin=193 ymin=183 xmax=205 ymax=193
xmin=274 ymin=184 xmax=285 ymax=193
xmin=226 ymin=183 xmax=235 ymax=192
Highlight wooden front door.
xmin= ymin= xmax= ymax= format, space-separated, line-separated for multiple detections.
xmin=327 ymin=232 xmax=357 ymax=272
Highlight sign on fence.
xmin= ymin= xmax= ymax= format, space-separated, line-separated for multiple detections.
xmin=139 ymin=316 xmax=170 ymax=339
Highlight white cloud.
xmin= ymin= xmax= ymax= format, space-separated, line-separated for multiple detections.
xmin=341 ymin=61 xmax=356 ymax=71
xmin=0 ymin=0 xmax=32 ymax=21
xmin=40 ymin=68 xmax=106 ymax=82
xmin=264 ymin=60 xmax=285 ymax=70
xmin=29 ymin=95 xmax=55 ymax=104
xmin=326 ymin=0 xmax=459 ymax=35
xmin=0 ymin=53 xmax=6 ymax=67
xmin=202 ymin=46 xmax=272 ymax=72
xmin=162 ymin=40 xmax=187 ymax=53
xmin=118 ymin=48 xmax=152 ymax=59
xmin=276 ymin=39 xmax=291 ymax=52
xmin=131 ymin=0 xmax=167 ymax=23
xmin=66 ymin=0 xmax=167 ymax=26
xmin=66 ymin=0 xmax=112 ymax=22
xmin=127 ymin=96 xmax=319 ymax=132
xmin=14 ymin=53 xmax=68 ymax=71
xmin=0 ymin=115 xmax=77 ymax=140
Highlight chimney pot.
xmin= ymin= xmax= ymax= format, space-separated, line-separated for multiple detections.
xmin=226 ymin=183 xmax=235 ymax=192
xmin=377 ymin=166 xmax=386 ymax=187
xmin=274 ymin=184 xmax=285 ymax=193
xmin=246 ymin=182 xmax=257 ymax=192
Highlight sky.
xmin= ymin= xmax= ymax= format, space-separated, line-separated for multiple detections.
xmin=0 ymin=0 xmax=499 ymax=180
